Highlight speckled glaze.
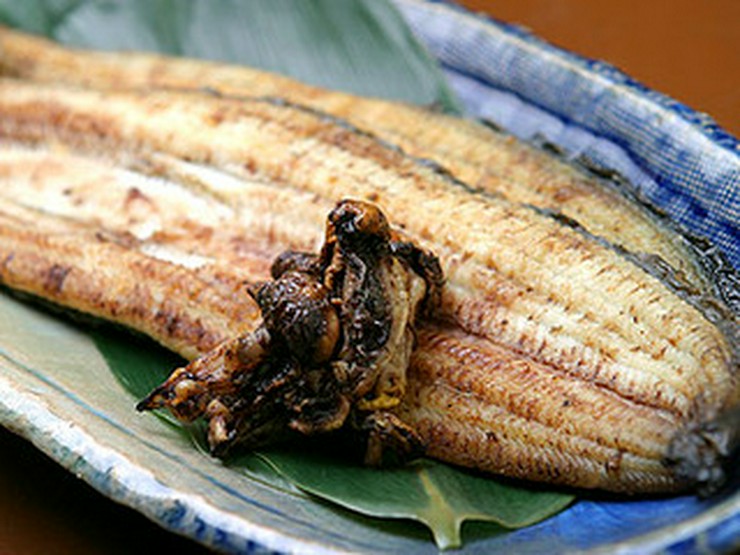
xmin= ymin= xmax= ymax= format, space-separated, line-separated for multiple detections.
xmin=1 ymin=0 xmax=738 ymax=553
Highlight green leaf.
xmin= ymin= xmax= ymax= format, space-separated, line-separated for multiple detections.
xmin=260 ymin=446 xmax=574 ymax=549
xmin=89 ymin=327 xmax=183 ymax=400
xmin=0 ymin=0 xmax=460 ymax=110
xmin=0 ymin=0 xmax=82 ymax=35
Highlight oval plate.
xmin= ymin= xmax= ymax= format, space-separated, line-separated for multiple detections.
xmin=2 ymin=0 xmax=739 ymax=552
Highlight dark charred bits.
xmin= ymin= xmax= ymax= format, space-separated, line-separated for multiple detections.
xmin=137 ymin=199 xmax=443 ymax=465
xmin=252 ymin=270 xmax=339 ymax=365
xmin=43 ymin=264 xmax=71 ymax=294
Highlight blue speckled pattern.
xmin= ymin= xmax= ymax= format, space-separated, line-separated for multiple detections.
xmin=395 ymin=0 xmax=740 ymax=270
xmin=0 ymin=1 xmax=738 ymax=553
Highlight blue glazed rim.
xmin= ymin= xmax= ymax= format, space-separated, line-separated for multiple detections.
xmin=417 ymin=0 xmax=739 ymax=152
xmin=395 ymin=0 xmax=740 ymax=271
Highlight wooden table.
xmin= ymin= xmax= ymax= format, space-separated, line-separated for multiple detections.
xmin=2 ymin=2 xmax=738 ymax=553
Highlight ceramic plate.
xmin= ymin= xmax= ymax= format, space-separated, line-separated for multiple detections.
xmin=2 ymin=0 xmax=739 ymax=553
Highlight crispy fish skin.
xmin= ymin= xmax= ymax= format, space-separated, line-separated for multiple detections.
xmin=0 ymin=26 xmax=708 ymax=288
xmin=0 ymin=130 xmax=736 ymax=493
xmin=0 ymin=79 xmax=733 ymax=424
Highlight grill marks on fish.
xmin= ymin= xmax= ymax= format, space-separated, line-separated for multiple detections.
xmin=0 ymin=46 xmax=735 ymax=491
xmin=0 ymin=26 xmax=706 ymax=286
xmin=399 ymin=330 xmax=681 ymax=492
xmin=0 ymin=153 xmax=269 ymax=358
xmin=411 ymin=329 xmax=679 ymax=453
xmin=0 ymin=81 xmax=730 ymax=423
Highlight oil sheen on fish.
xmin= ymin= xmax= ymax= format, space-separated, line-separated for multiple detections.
xmin=0 ymin=74 xmax=736 ymax=496
xmin=0 ymin=26 xmax=709 ymax=290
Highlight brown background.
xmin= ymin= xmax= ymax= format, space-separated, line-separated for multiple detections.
xmin=2 ymin=2 xmax=738 ymax=554
xmin=461 ymin=0 xmax=740 ymax=136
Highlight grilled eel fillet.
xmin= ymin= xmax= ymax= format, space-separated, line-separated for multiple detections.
xmin=0 ymin=80 xmax=738 ymax=492
xmin=0 ymin=148 xmax=700 ymax=493
xmin=0 ymin=77 xmax=737 ymax=494
xmin=0 ymin=26 xmax=709 ymax=290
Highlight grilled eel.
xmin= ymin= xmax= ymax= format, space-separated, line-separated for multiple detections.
xmin=0 ymin=78 xmax=737 ymax=495
xmin=0 ymin=26 xmax=709 ymax=290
